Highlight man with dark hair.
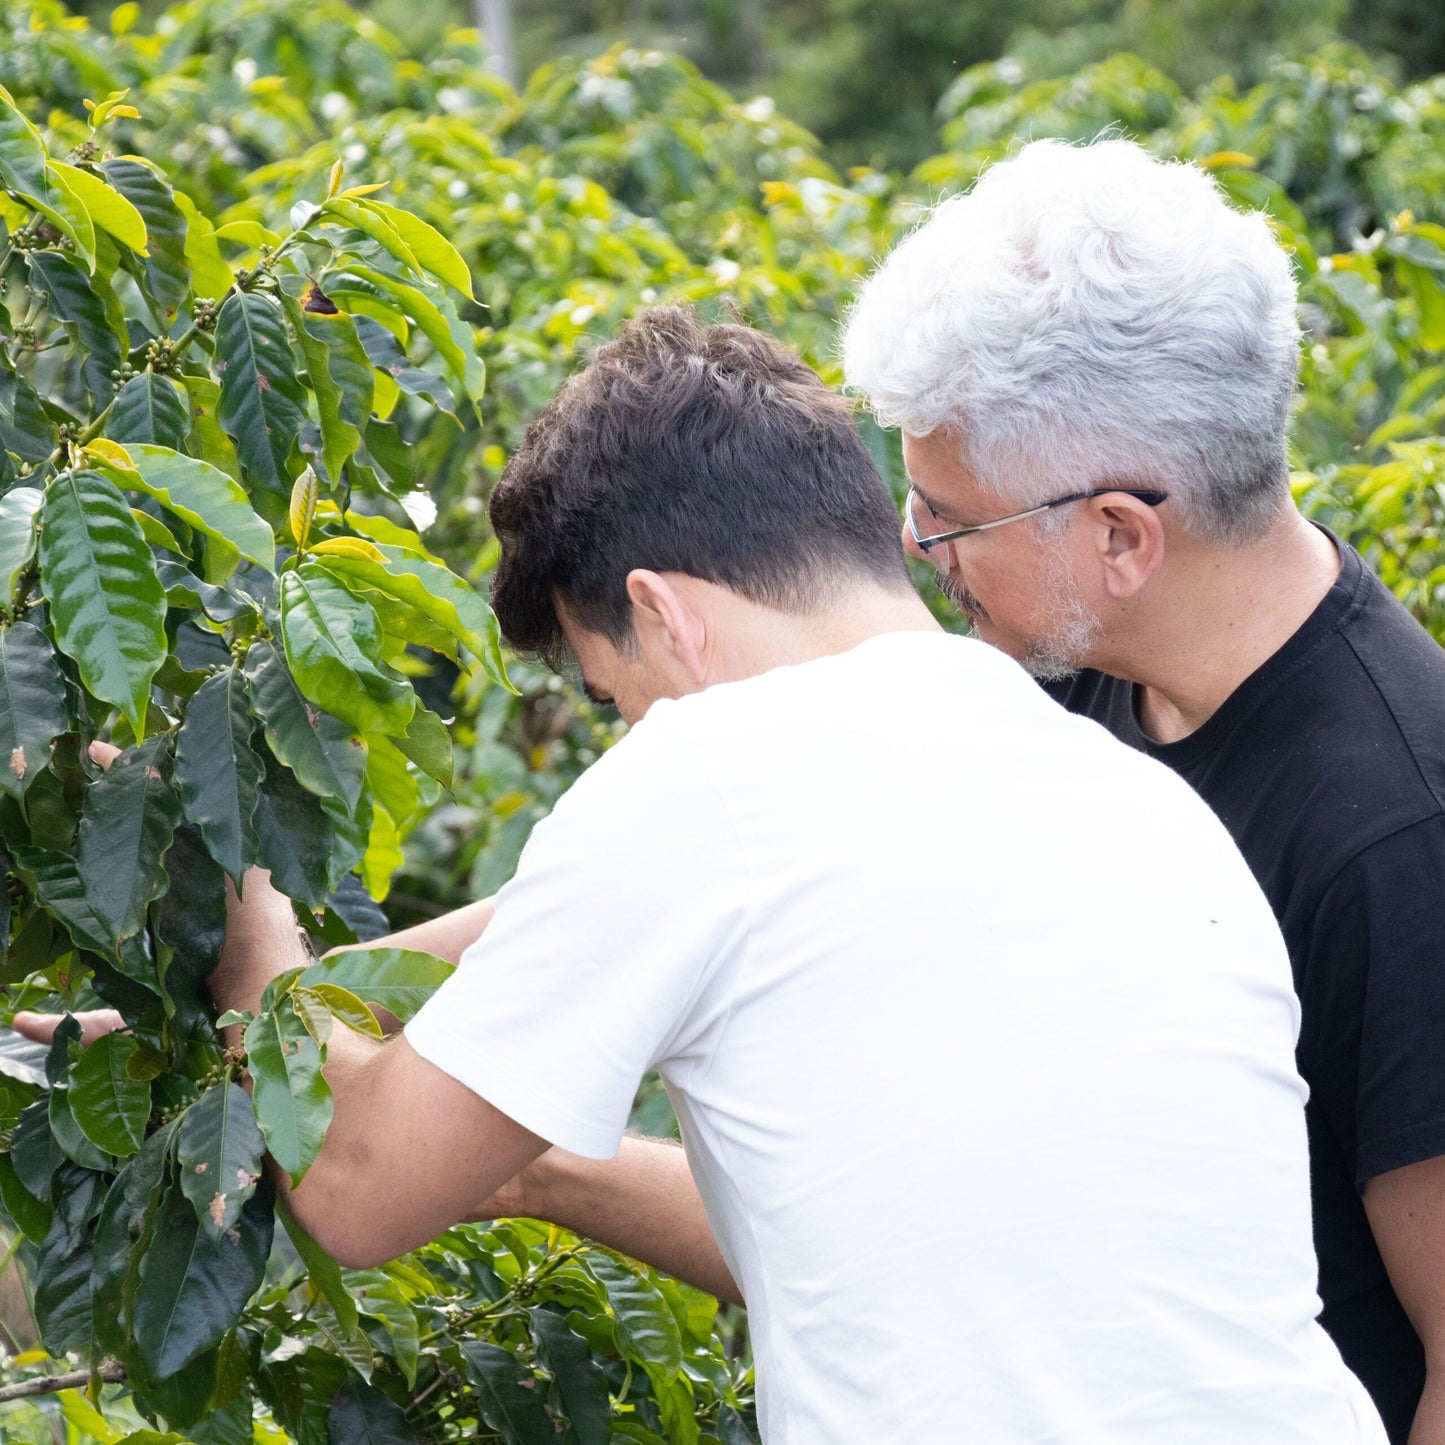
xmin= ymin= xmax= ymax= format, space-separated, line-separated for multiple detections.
xmin=21 ymin=309 xmax=1384 ymax=1442
xmin=843 ymin=137 xmax=1445 ymax=1442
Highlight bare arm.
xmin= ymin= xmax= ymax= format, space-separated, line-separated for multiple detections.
xmin=337 ymin=896 xmax=497 ymax=969
xmin=1364 ymin=1155 xmax=1445 ymax=1444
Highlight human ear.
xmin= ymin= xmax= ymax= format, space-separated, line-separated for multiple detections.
xmin=624 ymin=570 xmax=709 ymax=685
xmin=1086 ymin=494 xmax=1165 ymax=601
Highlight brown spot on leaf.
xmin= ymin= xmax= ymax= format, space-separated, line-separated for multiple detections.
xmin=209 ymin=1194 xmax=227 ymax=1229
xmin=145 ymin=765 xmax=163 ymax=781
xmin=9 ymin=747 xmax=25 ymax=782
xmin=389 ymin=364 xmax=404 ymax=377
xmin=305 ymin=705 xmax=321 ymax=728
xmin=194 ymin=1161 xmax=208 ymax=1174
xmin=238 ymin=1168 xmax=259 ymax=1189
xmin=216 ymin=360 xmax=227 ymax=372
xmin=257 ymin=374 xmax=272 ymax=392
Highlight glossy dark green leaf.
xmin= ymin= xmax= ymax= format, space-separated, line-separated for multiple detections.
xmin=34 ymin=1166 xmax=102 ymax=1355
xmin=279 ymin=1197 xmax=358 ymax=1339
xmin=38 ymin=469 xmax=168 ymax=736
xmin=107 ymin=372 xmax=192 ymax=451
xmin=0 ymin=620 xmax=68 ymax=800
xmin=298 ymin=947 xmax=453 ymax=1023
xmin=0 ymin=487 xmax=43 ymax=609
xmin=101 ymin=156 xmax=190 ymax=323
xmin=175 ymin=669 xmax=261 ymax=886
xmin=9 ymin=1097 xmax=58 ymax=1199
xmin=351 ymin=316 xmax=456 ymax=415
xmin=585 ymin=1252 xmax=683 ymax=1377
xmin=182 ymin=1392 xmax=253 ymax=1445
xmin=531 ymin=1306 xmax=612 ymax=1445
xmin=91 ymin=1119 xmax=176 ymax=1355
xmin=244 ymin=995 xmax=333 ymax=1184
xmin=283 ymin=292 xmax=369 ymax=485
xmin=327 ymin=1377 xmax=421 ymax=1445
xmin=244 ymin=639 xmax=367 ymax=809
xmin=0 ymin=1149 xmax=52 ymax=1242
xmin=460 ymin=1340 xmax=557 ymax=1445
xmin=25 ymin=250 xmax=127 ymax=406
xmin=76 ymin=734 xmax=182 ymax=952
xmin=129 ymin=1345 xmax=224 ymax=1431
xmin=155 ymin=823 xmax=228 ymax=1022
xmin=0 ymin=371 xmax=56 ymax=463
xmin=279 ymin=566 xmax=415 ymax=736
xmin=714 ymin=1406 xmax=760 ymax=1445
xmin=214 ymin=292 xmax=308 ymax=494
xmin=177 ymin=1083 xmax=265 ymax=1242
xmin=12 ymin=843 xmax=154 ymax=982
xmin=69 ymin=1032 xmax=151 ymax=1157
xmin=253 ymin=745 xmax=334 ymax=911
xmin=132 ymin=1177 xmax=274 ymax=1379
xmin=50 ymin=1086 xmax=111 ymax=1169
xmin=259 ymin=1346 xmax=348 ymax=1445
xmin=393 ymin=706 xmax=453 ymax=788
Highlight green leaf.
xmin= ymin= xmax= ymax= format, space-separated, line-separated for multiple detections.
xmin=0 ymin=1150 xmax=52 ymax=1241
xmin=59 ymin=1387 xmax=126 ymax=1443
xmin=1400 ymin=258 xmax=1445 ymax=352
xmin=12 ymin=843 xmax=149 ymax=977
xmin=303 ymin=982 xmax=383 ymax=1038
xmin=26 ymin=250 xmax=127 ymax=406
xmin=530 ymin=1307 xmax=612 ymax=1445
xmin=279 ymin=566 xmax=416 ymax=736
xmin=34 ymin=1166 xmax=102 ymax=1355
xmin=76 ymin=734 xmax=182 ymax=952
xmin=253 ymin=745 xmax=335 ymax=911
xmin=42 ymin=161 xmax=97 ymax=270
xmin=282 ymin=292 xmax=371 ymax=486
xmin=393 ymin=706 xmax=453 ymax=788
xmin=101 ymin=156 xmax=190 ymax=323
xmin=182 ymin=375 xmax=243 ymax=481
xmin=364 ymin=732 xmax=420 ymax=829
xmin=585 ymin=1252 xmax=683 ymax=1376
xmin=358 ymin=199 xmax=474 ymax=300
xmin=109 ymin=442 xmax=276 ymax=580
xmin=244 ymin=640 xmax=367 ymax=809
xmin=460 ymin=1340 xmax=556 ymax=1445
xmin=322 ymin=197 xmax=423 ymax=276
xmin=91 ymin=1121 xmax=175 ymax=1356
xmin=0 ymin=370 xmax=57 ymax=463
xmin=278 ymin=1197 xmax=359 ymax=1339
xmin=174 ymin=669 xmax=261 ymax=886
xmin=313 ymin=543 xmax=507 ymax=683
xmin=38 ymin=469 xmax=167 ymax=736
xmin=326 ymin=1377 xmax=421 ymax=1445
xmin=172 ymin=189 xmax=234 ymax=302
xmin=0 ymin=620 xmax=68 ymax=799
xmin=106 ymin=373 xmax=192 ymax=451
xmin=342 ymin=264 xmax=486 ymax=406
xmin=132 ymin=1177 xmax=274 ymax=1379
xmin=214 ymin=291 xmax=308 ymax=494
xmin=50 ymin=160 xmax=148 ymax=254
xmin=245 ymin=996 xmax=333 ymax=1183
xmin=155 ymin=824 xmax=228 ymax=1022
xmin=176 ymin=1083 xmax=265 ymax=1241
xmin=69 ymin=1032 xmax=151 ymax=1157
xmin=0 ymin=81 xmax=50 ymax=201
xmin=298 ymin=947 xmax=454 ymax=1024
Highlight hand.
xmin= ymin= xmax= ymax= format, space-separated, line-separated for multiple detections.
xmin=11 ymin=1008 xmax=126 ymax=1046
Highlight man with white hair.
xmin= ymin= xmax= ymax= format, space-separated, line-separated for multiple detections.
xmin=843 ymin=136 xmax=1445 ymax=1443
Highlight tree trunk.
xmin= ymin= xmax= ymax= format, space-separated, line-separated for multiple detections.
xmin=475 ymin=0 xmax=517 ymax=89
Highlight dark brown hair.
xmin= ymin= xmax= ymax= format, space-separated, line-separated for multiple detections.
xmin=489 ymin=307 xmax=909 ymax=667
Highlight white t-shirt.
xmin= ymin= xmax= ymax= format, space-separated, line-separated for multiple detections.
xmin=406 ymin=630 xmax=1385 ymax=1445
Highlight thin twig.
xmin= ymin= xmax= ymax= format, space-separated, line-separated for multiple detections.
xmin=0 ymin=1360 xmax=125 ymax=1402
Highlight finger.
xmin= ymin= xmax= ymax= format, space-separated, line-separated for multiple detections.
xmin=11 ymin=1008 xmax=126 ymax=1047
xmin=89 ymin=740 xmax=121 ymax=770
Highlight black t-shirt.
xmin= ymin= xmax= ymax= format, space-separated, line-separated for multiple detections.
xmin=1047 ymin=536 xmax=1445 ymax=1443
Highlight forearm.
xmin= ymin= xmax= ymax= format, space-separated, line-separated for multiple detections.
xmin=1412 ymin=1366 xmax=1445 ymax=1445
xmin=325 ymin=897 xmax=497 ymax=969
xmin=518 ymin=1137 xmax=742 ymax=1306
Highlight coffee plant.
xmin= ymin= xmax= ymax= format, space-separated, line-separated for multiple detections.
xmin=0 ymin=79 xmax=755 ymax=1445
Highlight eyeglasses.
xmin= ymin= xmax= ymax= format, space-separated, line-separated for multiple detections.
xmin=903 ymin=485 xmax=1168 ymax=554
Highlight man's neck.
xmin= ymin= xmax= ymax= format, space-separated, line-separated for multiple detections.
xmin=1105 ymin=512 xmax=1341 ymax=744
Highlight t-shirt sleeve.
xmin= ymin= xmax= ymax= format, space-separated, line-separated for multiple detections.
xmin=1304 ymin=814 xmax=1445 ymax=1188
xmin=404 ymin=711 xmax=745 ymax=1159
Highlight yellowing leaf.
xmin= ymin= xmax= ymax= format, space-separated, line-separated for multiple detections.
xmin=1200 ymin=150 xmax=1256 ymax=170
xmin=49 ymin=161 xmax=148 ymax=255
xmin=308 ymin=536 xmax=388 ymax=563
xmin=290 ymin=466 xmax=320 ymax=551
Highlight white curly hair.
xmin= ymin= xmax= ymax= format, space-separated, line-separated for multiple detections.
xmin=843 ymin=138 xmax=1301 ymax=543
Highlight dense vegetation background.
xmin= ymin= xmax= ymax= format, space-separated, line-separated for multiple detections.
xmin=0 ymin=0 xmax=1442 ymax=1439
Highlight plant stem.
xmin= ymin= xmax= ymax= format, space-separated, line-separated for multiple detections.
xmin=0 ymin=1361 xmax=125 ymax=1403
